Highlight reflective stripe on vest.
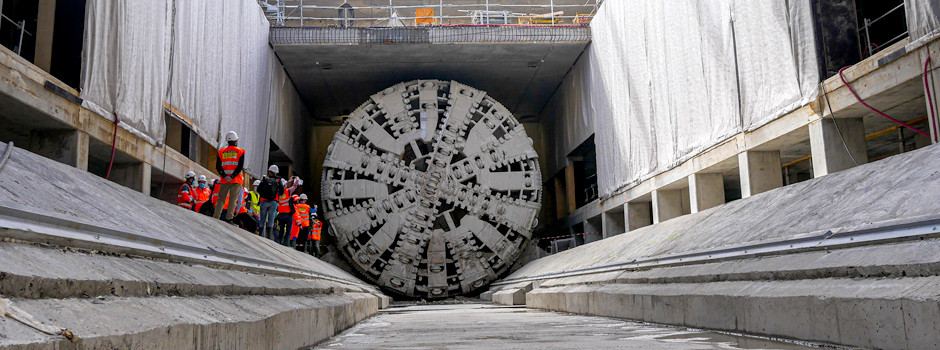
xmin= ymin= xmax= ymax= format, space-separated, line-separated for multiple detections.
xmin=218 ymin=146 xmax=245 ymax=184
xmin=249 ymin=191 xmax=261 ymax=213
xmin=177 ymin=183 xmax=194 ymax=210
xmin=295 ymin=204 xmax=311 ymax=227
xmin=309 ymin=221 xmax=322 ymax=241
xmin=277 ymin=189 xmax=291 ymax=213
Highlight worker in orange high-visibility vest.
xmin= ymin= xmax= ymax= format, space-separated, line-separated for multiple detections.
xmin=275 ymin=177 xmax=299 ymax=245
xmin=293 ymin=194 xmax=312 ymax=253
xmin=213 ymin=131 xmax=245 ymax=222
xmin=287 ymin=194 xmax=301 ymax=245
xmin=194 ymin=175 xmax=211 ymax=213
xmin=177 ymin=171 xmax=197 ymax=211
xmin=309 ymin=218 xmax=322 ymax=256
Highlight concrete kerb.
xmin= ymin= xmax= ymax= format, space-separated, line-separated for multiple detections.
xmin=522 ymin=278 xmax=940 ymax=350
xmin=0 ymin=293 xmax=381 ymax=350
xmin=492 ymin=282 xmax=533 ymax=305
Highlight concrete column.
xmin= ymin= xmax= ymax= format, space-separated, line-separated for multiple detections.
xmin=602 ymin=209 xmax=625 ymax=238
xmin=553 ymin=176 xmax=566 ymax=219
xmin=689 ymin=173 xmax=724 ymax=213
xmin=75 ymin=131 xmax=89 ymax=171
xmin=625 ymin=202 xmax=652 ymax=231
xmin=738 ymin=151 xmax=782 ymax=198
xmin=652 ymin=189 xmax=687 ymax=224
xmin=141 ymin=163 xmax=152 ymax=196
xmin=926 ymin=65 xmax=940 ymax=144
xmin=28 ymin=129 xmax=88 ymax=170
xmin=565 ymin=165 xmax=576 ymax=213
xmin=35 ymin=0 xmax=56 ymax=72
xmin=809 ymin=118 xmax=867 ymax=177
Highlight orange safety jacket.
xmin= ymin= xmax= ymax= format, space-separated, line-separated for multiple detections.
xmin=217 ymin=146 xmax=245 ymax=185
xmin=294 ymin=204 xmax=311 ymax=227
xmin=309 ymin=220 xmax=322 ymax=241
xmin=194 ymin=186 xmax=210 ymax=212
xmin=277 ymin=188 xmax=292 ymax=213
xmin=177 ymin=183 xmax=195 ymax=210
xmin=237 ymin=189 xmax=249 ymax=214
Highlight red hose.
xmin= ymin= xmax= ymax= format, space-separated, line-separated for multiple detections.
xmin=105 ymin=112 xmax=119 ymax=179
xmin=924 ymin=55 xmax=939 ymax=142
xmin=838 ymin=66 xmax=930 ymax=137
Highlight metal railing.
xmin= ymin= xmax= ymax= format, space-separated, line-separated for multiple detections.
xmin=858 ymin=2 xmax=908 ymax=58
xmin=0 ymin=2 xmax=34 ymax=56
xmin=270 ymin=24 xmax=592 ymax=44
xmin=259 ymin=0 xmax=603 ymax=27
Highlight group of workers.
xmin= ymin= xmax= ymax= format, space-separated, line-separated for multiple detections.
xmin=175 ymin=130 xmax=323 ymax=255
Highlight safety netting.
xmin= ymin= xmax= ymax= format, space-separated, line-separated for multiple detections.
xmin=80 ymin=0 xmax=310 ymax=177
xmin=543 ymin=0 xmax=821 ymax=199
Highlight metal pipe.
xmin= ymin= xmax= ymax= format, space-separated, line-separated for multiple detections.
xmin=492 ymin=214 xmax=940 ymax=286
xmin=16 ymin=19 xmax=24 ymax=55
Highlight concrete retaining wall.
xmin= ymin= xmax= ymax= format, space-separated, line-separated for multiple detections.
xmin=490 ymin=146 xmax=940 ymax=349
xmin=0 ymin=142 xmax=390 ymax=349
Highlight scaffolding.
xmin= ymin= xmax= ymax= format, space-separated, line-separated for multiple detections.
xmin=257 ymin=0 xmax=603 ymax=27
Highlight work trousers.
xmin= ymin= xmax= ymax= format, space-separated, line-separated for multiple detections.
xmin=259 ymin=200 xmax=278 ymax=238
xmin=213 ymin=183 xmax=243 ymax=221
xmin=274 ymin=213 xmax=293 ymax=245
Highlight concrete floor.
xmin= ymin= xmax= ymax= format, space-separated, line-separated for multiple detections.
xmin=311 ymin=304 xmax=823 ymax=349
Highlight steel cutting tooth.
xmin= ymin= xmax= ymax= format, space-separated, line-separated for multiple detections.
xmin=322 ymin=80 xmax=542 ymax=299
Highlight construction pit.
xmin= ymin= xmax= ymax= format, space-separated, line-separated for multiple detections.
xmin=2 ymin=0 xmax=940 ymax=349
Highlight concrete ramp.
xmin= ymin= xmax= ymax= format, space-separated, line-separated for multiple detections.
xmin=0 ymin=141 xmax=388 ymax=349
xmin=489 ymin=145 xmax=940 ymax=349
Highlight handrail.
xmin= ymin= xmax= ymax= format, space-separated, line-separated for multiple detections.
xmin=0 ymin=201 xmax=371 ymax=289
xmin=492 ymin=214 xmax=940 ymax=287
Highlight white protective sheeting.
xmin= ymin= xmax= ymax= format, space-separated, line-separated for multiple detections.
xmin=170 ymin=0 xmax=274 ymax=176
xmin=545 ymin=0 xmax=820 ymax=199
xmin=905 ymin=0 xmax=940 ymax=41
xmin=83 ymin=0 xmax=310 ymax=177
xmin=80 ymin=0 xmax=173 ymax=144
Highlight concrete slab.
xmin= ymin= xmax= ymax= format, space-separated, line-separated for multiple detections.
xmin=523 ymin=277 xmax=940 ymax=350
xmin=0 ymin=293 xmax=378 ymax=349
xmin=0 ymin=141 xmax=363 ymax=284
xmin=313 ymin=303 xmax=820 ymax=349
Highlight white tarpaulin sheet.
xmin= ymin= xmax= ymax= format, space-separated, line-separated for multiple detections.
xmin=82 ymin=0 xmax=310 ymax=177
xmin=545 ymin=0 xmax=820 ymax=198
xmin=905 ymin=0 xmax=940 ymax=41
xmin=80 ymin=0 xmax=172 ymax=144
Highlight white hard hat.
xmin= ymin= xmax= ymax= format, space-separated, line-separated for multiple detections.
xmin=299 ymin=194 xmax=308 ymax=200
xmin=253 ymin=180 xmax=261 ymax=187
xmin=197 ymin=175 xmax=207 ymax=182
xmin=281 ymin=179 xmax=287 ymax=186
xmin=185 ymin=171 xmax=196 ymax=179
xmin=268 ymin=164 xmax=279 ymax=173
xmin=225 ymin=131 xmax=238 ymax=142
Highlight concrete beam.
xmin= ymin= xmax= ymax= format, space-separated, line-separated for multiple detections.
xmin=652 ymin=188 xmax=689 ymax=224
xmin=738 ymin=151 xmax=782 ymax=198
xmin=809 ymin=118 xmax=867 ymax=177
xmin=625 ymin=202 xmax=652 ymax=232
xmin=689 ymin=173 xmax=724 ymax=213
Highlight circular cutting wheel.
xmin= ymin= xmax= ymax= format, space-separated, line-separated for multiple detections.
xmin=321 ymin=80 xmax=542 ymax=299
